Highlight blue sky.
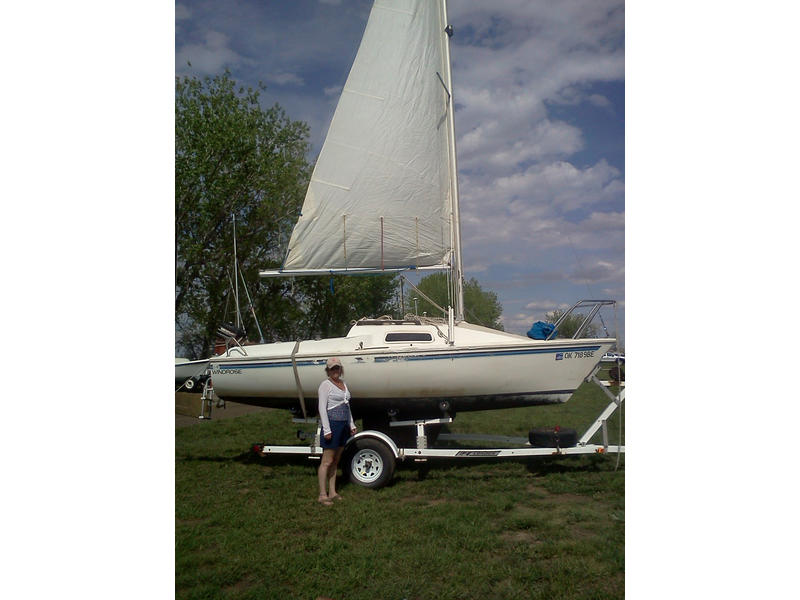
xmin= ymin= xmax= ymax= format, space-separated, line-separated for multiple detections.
xmin=176 ymin=0 xmax=626 ymax=344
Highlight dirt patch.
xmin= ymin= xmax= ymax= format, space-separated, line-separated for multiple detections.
xmin=525 ymin=485 xmax=592 ymax=506
xmin=569 ymin=525 xmax=599 ymax=541
xmin=524 ymin=483 xmax=550 ymax=499
xmin=224 ymin=577 xmax=257 ymax=594
xmin=176 ymin=393 xmax=270 ymax=427
xmin=501 ymin=530 xmax=541 ymax=545
xmin=547 ymin=492 xmax=592 ymax=505
xmin=398 ymin=494 xmax=451 ymax=507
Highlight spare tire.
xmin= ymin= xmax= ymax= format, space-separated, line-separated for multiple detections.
xmin=529 ymin=427 xmax=578 ymax=448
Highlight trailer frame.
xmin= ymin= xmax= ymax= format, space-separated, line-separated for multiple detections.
xmin=251 ymin=366 xmax=624 ymax=488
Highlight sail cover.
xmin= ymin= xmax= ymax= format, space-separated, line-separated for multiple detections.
xmin=281 ymin=0 xmax=453 ymax=273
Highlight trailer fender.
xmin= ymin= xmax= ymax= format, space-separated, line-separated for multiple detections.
xmin=348 ymin=430 xmax=399 ymax=459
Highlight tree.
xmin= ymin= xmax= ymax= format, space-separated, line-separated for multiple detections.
xmin=405 ymin=273 xmax=503 ymax=330
xmin=175 ymin=71 xmax=311 ymax=357
xmin=295 ymin=274 xmax=400 ymax=339
xmin=544 ymin=309 xmax=599 ymax=339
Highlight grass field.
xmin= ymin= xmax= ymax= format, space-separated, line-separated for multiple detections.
xmin=176 ymin=376 xmax=624 ymax=600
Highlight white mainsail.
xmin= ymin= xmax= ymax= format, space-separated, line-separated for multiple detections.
xmin=273 ymin=0 xmax=454 ymax=275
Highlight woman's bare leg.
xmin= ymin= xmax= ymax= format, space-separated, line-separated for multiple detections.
xmin=327 ymin=447 xmax=345 ymax=498
xmin=318 ymin=449 xmax=335 ymax=503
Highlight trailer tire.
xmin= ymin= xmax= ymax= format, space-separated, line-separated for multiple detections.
xmin=346 ymin=438 xmax=395 ymax=489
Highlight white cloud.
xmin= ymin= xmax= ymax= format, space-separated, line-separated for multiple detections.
xmin=524 ymin=299 xmax=571 ymax=312
xmin=176 ymin=31 xmax=248 ymax=75
xmin=265 ymin=72 xmax=304 ymax=86
xmin=503 ymin=299 xmax=573 ymax=333
xmin=459 ymin=118 xmax=584 ymax=173
xmin=568 ymin=258 xmax=624 ymax=285
xmin=588 ymin=94 xmax=613 ymax=110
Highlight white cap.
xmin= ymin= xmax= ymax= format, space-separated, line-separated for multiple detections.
xmin=326 ymin=357 xmax=343 ymax=369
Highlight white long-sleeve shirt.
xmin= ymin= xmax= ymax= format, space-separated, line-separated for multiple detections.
xmin=317 ymin=378 xmax=355 ymax=435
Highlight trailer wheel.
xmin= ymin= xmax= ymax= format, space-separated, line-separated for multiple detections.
xmin=346 ymin=438 xmax=395 ymax=489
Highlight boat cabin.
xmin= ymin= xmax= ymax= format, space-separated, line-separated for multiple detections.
xmin=346 ymin=318 xmax=442 ymax=349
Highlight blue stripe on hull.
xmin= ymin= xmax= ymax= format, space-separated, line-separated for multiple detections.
xmin=213 ymin=360 xmax=320 ymax=370
xmin=213 ymin=345 xmax=602 ymax=371
xmin=375 ymin=346 xmax=601 ymax=363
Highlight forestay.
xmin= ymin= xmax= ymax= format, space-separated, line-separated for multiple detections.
xmin=276 ymin=0 xmax=454 ymax=274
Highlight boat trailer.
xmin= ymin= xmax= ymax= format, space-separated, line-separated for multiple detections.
xmin=249 ymin=366 xmax=624 ymax=489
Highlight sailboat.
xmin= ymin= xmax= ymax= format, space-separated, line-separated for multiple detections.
xmin=207 ymin=0 xmax=615 ymax=425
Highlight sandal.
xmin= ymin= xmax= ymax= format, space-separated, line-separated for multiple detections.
xmin=329 ymin=494 xmax=344 ymax=501
xmin=318 ymin=496 xmax=333 ymax=506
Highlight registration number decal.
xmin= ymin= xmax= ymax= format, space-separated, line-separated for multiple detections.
xmin=556 ymin=350 xmax=594 ymax=360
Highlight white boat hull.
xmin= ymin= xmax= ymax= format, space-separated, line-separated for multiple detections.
xmin=208 ymin=321 xmax=614 ymax=418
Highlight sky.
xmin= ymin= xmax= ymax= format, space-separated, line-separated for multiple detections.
xmin=175 ymin=0 xmax=626 ymax=344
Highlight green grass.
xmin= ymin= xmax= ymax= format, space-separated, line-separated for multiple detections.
xmin=176 ymin=378 xmax=624 ymax=600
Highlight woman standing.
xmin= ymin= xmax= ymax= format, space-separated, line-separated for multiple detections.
xmin=317 ymin=357 xmax=357 ymax=505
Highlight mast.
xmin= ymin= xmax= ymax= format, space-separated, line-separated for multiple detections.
xmin=441 ymin=0 xmax=464 ymax=321
xmin=233 ymin=213 xmax=242 ymax=329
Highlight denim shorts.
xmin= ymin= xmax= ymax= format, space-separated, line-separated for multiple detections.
xmin=321 ymin=420 xmax=351 ymax=449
